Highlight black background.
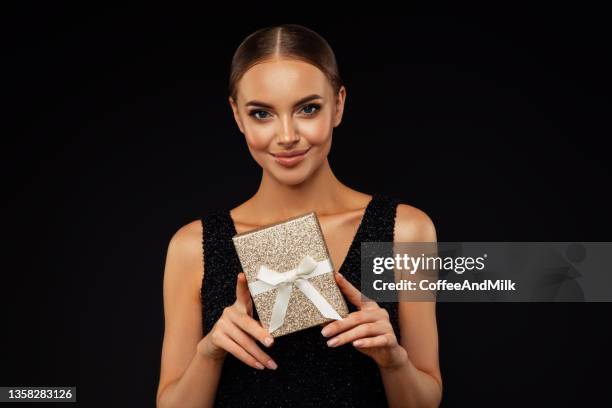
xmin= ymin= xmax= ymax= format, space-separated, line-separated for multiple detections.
xmin=3 ymin=6 xmax=611 ymax=407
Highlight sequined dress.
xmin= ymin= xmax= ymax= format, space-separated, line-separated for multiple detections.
xmin=200 ymin=192 xmax=402 ymax=407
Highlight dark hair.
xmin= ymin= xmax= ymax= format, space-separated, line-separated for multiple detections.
xmin=228 ymin=24 xmax=343 ymax=102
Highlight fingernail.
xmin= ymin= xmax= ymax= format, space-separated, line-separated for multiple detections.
xmin=353 ymin=340 xmax=363 ymax=347
xmin=255 ymin=362 xmax=265 ymax=370
xmin=337 ymin=273 xmax=344 ymax=279
xmin=327 ymin=338 xmax=339 ymax=347
xmin=321 ymin=327 xmax=330 ymax=337
xmin=264 ymin=337 xmax=274 ymax=347
xmin=267 ymin=359 xmax=278 ymax=370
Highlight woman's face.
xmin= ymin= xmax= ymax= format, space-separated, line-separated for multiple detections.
xmin=229 ymin=58 xmax=346 ymax=186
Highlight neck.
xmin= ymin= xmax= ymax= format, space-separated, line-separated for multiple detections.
xmin=249 ymin=158 xmax=352 ymax=221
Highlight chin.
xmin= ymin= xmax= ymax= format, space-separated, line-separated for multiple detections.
xmin=270 ymin=169 xmax=311 ymax=186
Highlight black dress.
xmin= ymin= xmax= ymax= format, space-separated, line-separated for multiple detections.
xmin=200 ymin=192 xmax=402 ymax=407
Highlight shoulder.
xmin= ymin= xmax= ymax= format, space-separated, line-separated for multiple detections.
xmin=393 ymin=202 xmax=437 ymax=242
xmin=164 ymin=219 xmax=205 ymax=283
xmin=168 ymin=219 xmax=203 ymax=259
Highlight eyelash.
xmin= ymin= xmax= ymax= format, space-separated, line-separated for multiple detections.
xmin=248 ymin=103 xmax=321 ymax=121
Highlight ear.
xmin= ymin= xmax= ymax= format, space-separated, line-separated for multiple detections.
xmin=333 ymin=86 xmax=347 ymax=128
xmin=228 ymin=96 xmax=245 ymax=134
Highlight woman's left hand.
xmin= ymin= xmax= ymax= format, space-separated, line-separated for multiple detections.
xmin=320 ymin=272 xmax=409 ymax=371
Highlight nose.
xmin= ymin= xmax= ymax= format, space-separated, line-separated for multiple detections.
xmin=277 ymin=116 xmax=300 ymax=145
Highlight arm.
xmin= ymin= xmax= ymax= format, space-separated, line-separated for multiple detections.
xmin=379 ymin=204 xmax=443 ymax=407
xmin=156 ymin=220 xmax=278 ymax=408
xmin=156 ymin=220 xmax=224 ymax=408
xmin=379 ymin=302 xmax=442 ymax=408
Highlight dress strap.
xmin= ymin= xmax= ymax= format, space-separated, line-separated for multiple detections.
xmin=202 ymin=209 xmax=236 ymax=263
xmin=200 ymin=210 xmax=243 ymax=335
xmin=360 ymin=192 xmax=401 ymax=242
xmin=346 ymin=192 xmax=402 ymax=339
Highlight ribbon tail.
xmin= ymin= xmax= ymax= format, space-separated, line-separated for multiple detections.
xmin=268 ymin=283 xmax=293 ymax=333
xmin=295 ymin=280 xmax=343 ymax=321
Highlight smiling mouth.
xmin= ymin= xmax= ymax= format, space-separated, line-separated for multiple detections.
xmin=269 ymin=147 xmax=312 ymax=167
xmin=269 ymin=147 xmax=312 ymax=158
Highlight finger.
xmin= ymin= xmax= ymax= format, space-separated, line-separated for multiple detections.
xmin=326 ymin=321 xmax=387 ymax=348
xmin=227 ymin=307 xmax=275 ymax=348
xmin=234 ymin=273 xmax=253 ymax=315
xmin=353 ymin=333 xmax=397 ymax=349
xmin=321 ymin=308 xmax=386 ymax=338
xmin=214 ymin=331 xmax=266 ymax=370
xmin=335 ymin=272 xmax=377 ymax=309
xmin=220 ymin=319 xmax=278 ymax=370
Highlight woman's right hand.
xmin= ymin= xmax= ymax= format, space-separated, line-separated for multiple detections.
xmin=196 ymin=272 xmax=278 ymax=370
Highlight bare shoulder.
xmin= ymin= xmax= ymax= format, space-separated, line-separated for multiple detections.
xmin=394 ymin=203 xmax=437 ymax=242
xmin=164 ymin=218 xmax=205 ymax=284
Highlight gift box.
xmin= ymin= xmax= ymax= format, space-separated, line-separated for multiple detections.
xmin=231 ymin=211 xmax=349 ymax=337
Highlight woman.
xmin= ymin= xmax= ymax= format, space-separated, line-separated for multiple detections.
xmin=156 ymin=24 xmax=442 ymax=407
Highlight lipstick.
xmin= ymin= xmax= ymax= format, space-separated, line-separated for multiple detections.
xmin=270 ymin=147 xmax=311 ymax=168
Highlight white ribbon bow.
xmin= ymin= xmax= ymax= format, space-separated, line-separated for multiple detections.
xmin=248 ymin=255 xmax=343 ymax=333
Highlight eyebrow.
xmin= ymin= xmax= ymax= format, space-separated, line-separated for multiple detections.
xmin=245 ymin=94 xmax=324 ymax=109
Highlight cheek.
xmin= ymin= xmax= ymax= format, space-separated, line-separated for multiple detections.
xmin=244 ymin=125 xmax=274 ymax=151
xmin=299 ymin=116 xmax=332 ymax=145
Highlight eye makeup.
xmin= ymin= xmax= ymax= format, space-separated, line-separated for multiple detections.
xmin=248 ymin=103 xmax=322 ymax=121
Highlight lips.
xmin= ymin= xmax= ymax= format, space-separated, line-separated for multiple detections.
xmin=270 ymin=147 xmax=311 ymax=167
xmin=270 ymin=147 xmax=311 ymax=158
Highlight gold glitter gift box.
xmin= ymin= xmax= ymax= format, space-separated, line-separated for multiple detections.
xmin=231 ymin=211 xmax=349 ymax=338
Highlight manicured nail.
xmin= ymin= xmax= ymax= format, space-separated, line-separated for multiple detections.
xmin=327 ymin=338 xmax=339 ymax=347
xmin=267 ymin=359 xmax=278 ymax=370
xmin=321 ymin=327 xmax=330 ymax=337
xmin=255 ymin=362 xmax=265 ymax=370
xmin=264 ymin=336 xmax=274 ymax=347
xmin=353 ymin=340 xmax=364 ymax=347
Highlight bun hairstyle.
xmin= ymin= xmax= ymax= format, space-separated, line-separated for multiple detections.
xmin=228 ymin=24 xmax=343 ymax=102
